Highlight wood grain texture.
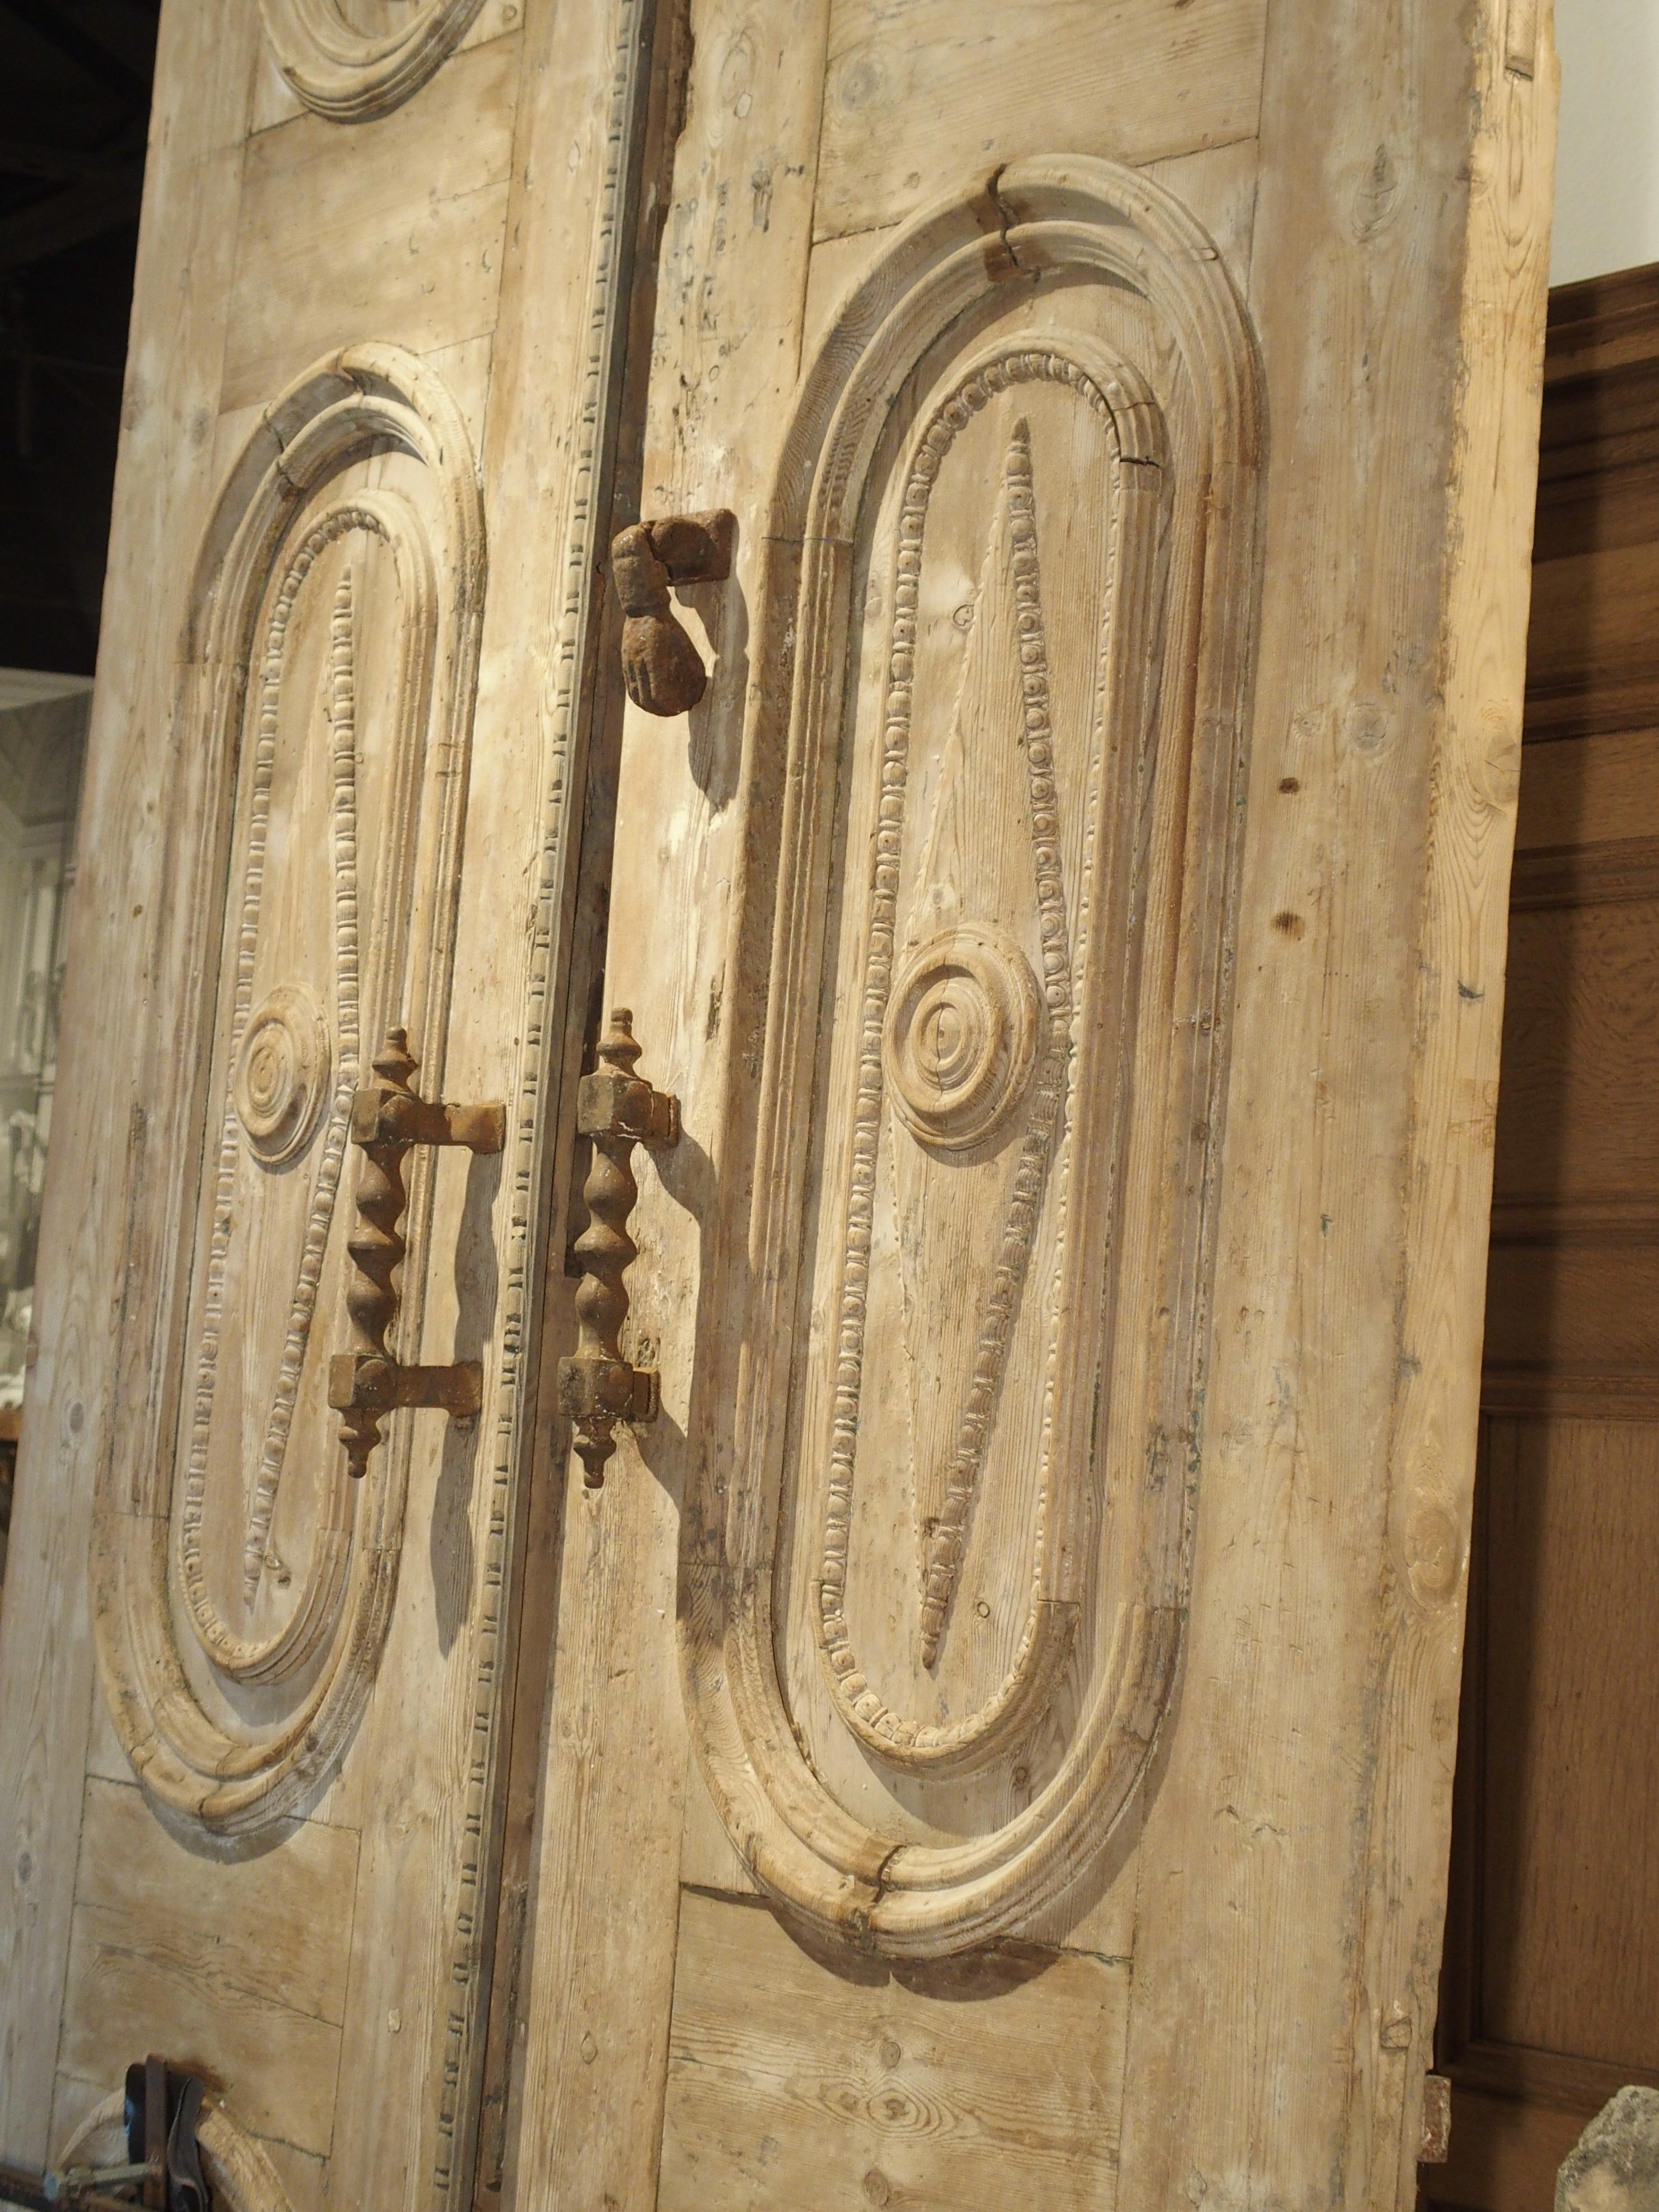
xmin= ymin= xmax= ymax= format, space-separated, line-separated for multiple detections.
xmin=813 ymin=0 xmax=1267 ymax=241
xmin=249 ymin=0 xmax=518 ymax=134
xmin=313 ymin=0 xmax=675 ymax=2193
xmin=799 ymin=134 xmax=1261 ymax=401
xmin=0 ymin=0 xmax=1556 ymax=2199
xmin=1426 ymin=2082 xmax=1585 ymax=2212
xmin=60 ymin=1781 xmax=354 ymax=2155
xmin=659 ymin=1891 xmax=1130 ymax=2211
xmin=508 ymin=0 xmax=1554 ymax=2202
xmin=1476 ymin=1419 xmax=1659 ymax=2070
xmin=0 ymin=0 xmax=662 ymax=2199
xmin=507 ymin=0 xmax=837 ymax=2198
xmin=1490 ymin=891 xmax=1659 ymax=1224
xmin=223 ymin=36 xmax=518 ymax=411
xmin=0 ymin=0 xmax=265 ymax=2161
xmin=1345 ymin=10 xmax=1559 ymax=2203
xmin=675 ymin=156 xmax=1262 ymax=1953
xmin=1110 ymin=2 xmax=1555 ymax=2207
xmin=75 ymin=1777 xmax=357 ymax=2025
xmin=91 ymin=344 xmax=488 ymax=1837
xmin=1514 ymin=728 xmax=1659 ymax=851
xmin=257 ymin=0 xmax=489 ymax=122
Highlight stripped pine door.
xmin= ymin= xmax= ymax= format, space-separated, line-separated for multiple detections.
xmin=0 ymin=2 xmax=681 ymax=2204
xmin=0 ymin=3 xmax=1561 ymax=2209
xmin=505 ymin=2 xmax=1560 ymax=2209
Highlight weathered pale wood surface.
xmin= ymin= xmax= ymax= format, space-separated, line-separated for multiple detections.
xmin=1344 ymin=9 xmax=1559 ymax=2201
xmin=60 ymin=1779 xmax=353 ymax=2153
xmin=814 ymin=0 xmax=1268 ymax=241
xmin=223 ymin=37 xmax=519 ymax=412
xmin=659 ymin=1891 xmax=1131 ymax=2211
xmin=513 ymin=1 xmax=1556 ymax=2208
xmin=0 ymin=0 xmax=1554 ymax=2201
xmin=0 ymin=0 xmax=659 ymax=2201
xmin=508 ymin=0 xmax=836 ymax=2200
xmin=0 ymin=2 xmax=265 ymax=2160
xmin=1107 ymin=0 xmax=1553 ymax=2199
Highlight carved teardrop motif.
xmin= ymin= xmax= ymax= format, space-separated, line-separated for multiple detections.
xmin=93 ymin=345 xmax=485 ymax=1832
xmin=818 ymin=384 xmax=1102 ymax=1771
xmin=680 ymin=158 xmax=1263 ymax=1954
xmin=180 ymin=548 xmax=370 ymax=1675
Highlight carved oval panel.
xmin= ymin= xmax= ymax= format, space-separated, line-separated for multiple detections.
xmin=259 ymin=0 xmax=486 ymax=120
xmin=680 ymin=159 xmax=1263 ymax=1953
xmin=93 ymin=345 xmax=484 ymax=1831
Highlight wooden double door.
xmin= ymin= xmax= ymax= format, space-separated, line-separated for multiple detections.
xmin=0 ymin=2 xmax=1556 ymax=2207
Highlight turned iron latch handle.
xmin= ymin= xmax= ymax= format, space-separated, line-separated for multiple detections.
xmin=613 ymin=510 xmax=735 ymax=716
xmin=328 ymin=1027 xmax=506 ymax=1480
xmin=1 ymin=2054 xmax=208 ymax=2212
xmin=558 ymin=1008 xmax=679 ymax=1487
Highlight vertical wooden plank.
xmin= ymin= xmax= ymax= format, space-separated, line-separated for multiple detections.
xmin=1353 ymin=17 xmax=1559 ymax=2195
xmin=312 ymin=0 xmax=666 ymax=2199
xmin=1113 ymin=0 xmax=1553 ymax=2202
xmin=0 ymin=0 xmax=261 ymax=2160
xmin=507 ymin=0 xmax=833 ymax=2203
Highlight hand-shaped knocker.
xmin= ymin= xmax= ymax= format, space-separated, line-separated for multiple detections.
xmin=612 ymin=510 xmax=735 ymax=717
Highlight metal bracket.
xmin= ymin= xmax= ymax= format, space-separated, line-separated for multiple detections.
xmin=328 ymin=1027 xmax=505 ymax=1479
xmin=557 ymin=1008 xmax=679 ymax=1486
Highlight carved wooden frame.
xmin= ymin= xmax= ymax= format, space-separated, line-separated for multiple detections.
xmin=258 ymin=0 xmax=487 ymax=122
xmin=91 ymin=343 xmax=485 ymax=1834
xmin=680 ymin=156 xmax=1264 ymax=1954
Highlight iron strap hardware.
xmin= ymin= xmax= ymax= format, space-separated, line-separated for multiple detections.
xmin=328 ymin=1025 xmax=506 ymax=1479
xmin=558 ymin=1009 xmax=679 ymax=1486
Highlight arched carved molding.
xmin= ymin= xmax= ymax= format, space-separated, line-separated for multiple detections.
xmin=258 ymin=0 xmax=486 ymax=122
xmin=60 ymin=2093 xmax=293 ymax=2212
xmin=681 ymin=156 xmax=1264 ymax=1954
xmin=93 ymin=342 xmax=485 ymax=1833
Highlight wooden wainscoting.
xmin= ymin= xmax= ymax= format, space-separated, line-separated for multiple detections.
xmin=1428 ymin=263 xmax=1659 ymax=2211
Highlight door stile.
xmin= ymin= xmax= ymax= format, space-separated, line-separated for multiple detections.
xmin=1111 ymin=1 xmax=1558 ymax=2202
xmin=0 ymin=8 xmax=265 ymax=2160
xmin=467 ymin=0 xmax=694 ymax=2198
xmin=0 ymin=0 xmax=686 ymax=2195
xmin=310 ymin=0 xmax=685 ymax=2200
xmin=505 ymin=2 xmax=837 ymax=2203
xmin=1344 ymin=10 xmax=1557 ymax=2204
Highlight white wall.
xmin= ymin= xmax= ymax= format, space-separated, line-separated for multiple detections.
xmin=1552 ymin=0 xmax=1659 ymax=283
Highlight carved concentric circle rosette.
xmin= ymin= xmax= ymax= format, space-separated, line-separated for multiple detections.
xmin=234 ymin=984 xmax=332 ymax=1166
xmin=884 ymin=924 xmax=1040 ymax=1152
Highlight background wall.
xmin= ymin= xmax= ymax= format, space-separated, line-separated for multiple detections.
xmin=1553 ymin=0 xmax=1659 ymax=284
